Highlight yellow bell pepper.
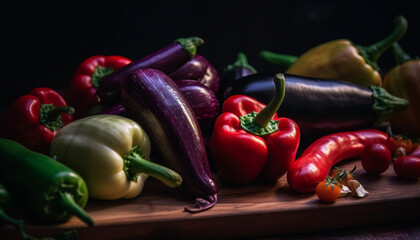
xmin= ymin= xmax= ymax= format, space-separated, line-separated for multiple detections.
xmin=50 ymin=114 xmax=182 ymax=200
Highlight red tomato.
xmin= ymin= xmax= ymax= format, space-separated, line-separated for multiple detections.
xmin=361 ymin=143 xmax=392 ymax=175
xmin=316 ymin=178 xmax=341 ymax=203
xmin=393 ymin=156 xmax=420 ymax=179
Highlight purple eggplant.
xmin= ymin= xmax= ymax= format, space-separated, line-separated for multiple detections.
xmin=175 ymin=80 xmax=220 ymax=144
xmin=120 ymin=68 xmax=217 ymax=213
xmin=96 ymin=36 xmax=204 ymax=103
xmin=218 ymin=52 xmax=257 ymax=101
xmin=169 ymin=54 xmax=220 ymax=93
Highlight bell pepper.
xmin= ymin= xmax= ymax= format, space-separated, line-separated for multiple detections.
xmin=259 ymin=15 xmax=408 ymax=87
xmin=0 ymin=87 xmax=74 ymax=155
xmin=383 ymin=43 xmax=420 ymax=138
xmin=50 ymin=114 xmax=182 ymax=200
xmin=65 ymin=55 xmax=131 ymax=119
xmin=210 ymin=73 xmax=300 ymax=185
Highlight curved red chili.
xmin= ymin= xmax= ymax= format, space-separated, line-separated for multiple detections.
xmin=287 ymin=129 xmax=396 ymax=193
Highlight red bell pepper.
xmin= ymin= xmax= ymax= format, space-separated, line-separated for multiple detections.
xmin=0 ymin=87 xmax=74 ymax=155
xmin=210 ymin=73 xmax=300 ymax=185
xmin=65 ymin=55 xmax=131 ymax=119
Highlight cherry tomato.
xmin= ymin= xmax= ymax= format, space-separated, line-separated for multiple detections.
xmin=394 ymin=135 xmax=414 ymax=154
xmin=330 ymin=166 xmax=356 ymax=186
xmin=393 ymin=156 xmax=420 ymax=179
xmin=361 ymin=143 xmax=392 ymax=175
xmin=316 ymin=177 xmax=341 ymax=203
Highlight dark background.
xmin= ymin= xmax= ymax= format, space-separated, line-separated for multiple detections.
xmin=2 ymin=0 xmax=419 ymax=109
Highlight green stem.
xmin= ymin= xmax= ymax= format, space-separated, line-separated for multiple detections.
xmin=0 ymin=208 xmax=36 ymax=240
xmin=371 ymin=86 xmax=409 ymax=124
xmin=240 ymin=73 xmax=286 ymax=136
xmin=92 ymin=66 xmax=114 ymax=88
xmin=224 ymin=52 xmax=257 ymax=73
xmin=176 ymin=36 xmax=204 ymax=59
xmin=259 ymin=50 xmax=298 ymax=68
xmin=355 ymin=15 xmax=408 ymax=71
xmin=59 ymin=192 xmax=94 ymax=227
xmin=40 ymin=104 xmax=75 ymax=131
xmin=392 ymin=42 xmax=412 ymax=65
xmin=124 ymin=146 xmax=183 ymax=188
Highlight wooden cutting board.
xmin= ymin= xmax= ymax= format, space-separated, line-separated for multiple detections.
xmin=2 ymin=159 xmax=420 ymax=240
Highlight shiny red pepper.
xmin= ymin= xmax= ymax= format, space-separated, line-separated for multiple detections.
xmin=0 ymin=87 xmax=74 ymax=155
xmin=210 ymin=74 xmax=300 ymax=185
xmin=65 ymin=55 xmax=131 ymax=119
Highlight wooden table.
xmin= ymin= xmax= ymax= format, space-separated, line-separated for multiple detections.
xmin=2 ymin=159 xmax=420 ymax=240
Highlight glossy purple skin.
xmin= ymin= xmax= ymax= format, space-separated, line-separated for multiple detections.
xmin=169 ymin=54 xmax=220 ymax=93
xmin=121 ymin=68 xmax=217 ymax=213
xmin=175 ymin=80 xmax=219 ymax=132
xmin=97 ymin=42 xmax=191 ymax=103
xmin=219 ymin=66 xmax=256 ymax=101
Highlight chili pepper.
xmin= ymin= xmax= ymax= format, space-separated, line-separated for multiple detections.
xmin=383 ymin=43 xmax=420 ymax=138
xmin=260 ymin=15 xmax=408 ymax=87
xmin=0 ymin=138 xmax=93 ymax=226
xmin=50 ymin=114 xmax=182 ymax=200
xmin=210 ymin=73 xmax=300 ymax=185
xmin=287 ymin=129 xmax=396 ymax=193
xmin=65 ymin=55 xmax=131 ymax=119
xmin=0 ymin=87 xmax=74 ymax=155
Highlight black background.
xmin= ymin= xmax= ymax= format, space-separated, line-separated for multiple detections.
xmin=2 ymin=0 xmax=419 ymax=109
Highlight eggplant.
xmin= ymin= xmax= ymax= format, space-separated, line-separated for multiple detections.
xmin=218 ymin=52 xmax=257 ymax=101
xmin=175 ymin=80 xmax=219 ymax=141
xmin=225 ymin=73 xmax=409 ymax=135
xmin=120 ymin=68 xmax=217 ymax=213
xmin=169 ymin=54 xmax=220 ymax=93
xmin=96 ymin=36 xmax=204 ymax=103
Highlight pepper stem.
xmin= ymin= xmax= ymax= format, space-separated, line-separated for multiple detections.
xmin=371 ymin=86 xmax=409 ymax=124
xmin=355 ymin=15 xmax=408 ymax=71
xmin=259 ymin=50 xmax=298 ymax=68
xmin=0 ymin=208 xmax=37 ymax=240
xmin=240 ymin=73 xmax=285 ymax=136
xmin=39 ymin=104 xmax=75 ymax=131
xmin=175 ymin=36 xmax=204 ymax=59
xmin=392 ymin=42 xmax=413 ymax=65
xmin=224 ymin=52 xmax=257 ymax=73
xmin=124 ymin=146 xmax=183 ymax=188
xmin=92 ymin=65 xmax=114 ymax=88
xmin=59 ymin=192 xmax=94 ymax=227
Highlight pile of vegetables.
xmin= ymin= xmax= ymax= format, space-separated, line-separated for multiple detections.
xmin=1 ymin=14 xmax=420 ymax=239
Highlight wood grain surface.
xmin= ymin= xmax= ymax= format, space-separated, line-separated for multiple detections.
xmin=2 ymin=159 xmax=420 ymax=240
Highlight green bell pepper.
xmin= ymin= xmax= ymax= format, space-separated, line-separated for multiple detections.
xmin=50 ymin=114 xmax=182 ymax=200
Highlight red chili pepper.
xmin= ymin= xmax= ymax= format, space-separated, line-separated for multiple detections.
xmin=0 ymin=87 xmax=74 ymax=155
xmin=65 ymin=55 xmax=131 ymax=119
xmin=210 ymin=74 xmax=300 ymax=185
xmin=287 ymin=129 xmax=397 ymax=193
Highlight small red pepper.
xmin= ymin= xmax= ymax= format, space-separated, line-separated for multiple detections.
xmin=0 ymin=87 xmax=74 ymax=154
xmin=65 ymin=55 xmax=131 ymax=119
xmin=210 ymin=74 xmax=300 ymax=185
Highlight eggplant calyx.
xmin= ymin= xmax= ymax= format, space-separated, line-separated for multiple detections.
xmin=371 ymin=86 xmax=409 ymax=124
xmin=184 ymin=193 xmax=217 ymax=213
xmin=175 ymin=36 xmax=204 ymax=59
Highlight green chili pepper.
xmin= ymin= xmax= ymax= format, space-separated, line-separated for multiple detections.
xmin=0 ymin=138 xmax=93 ymax=227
